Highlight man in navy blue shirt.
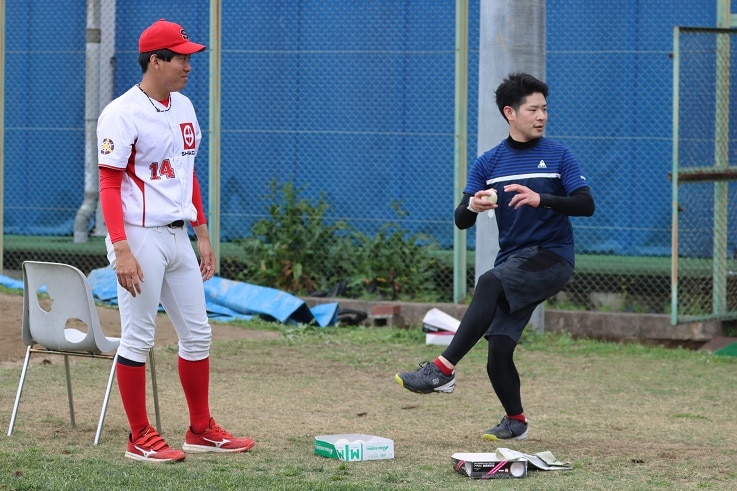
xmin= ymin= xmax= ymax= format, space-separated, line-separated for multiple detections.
xmin=396 ymin=73 xmax=595 ymax=441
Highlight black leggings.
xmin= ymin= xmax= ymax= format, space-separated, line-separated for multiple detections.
xmin=487 ymin=335 xmax=522 ymax=416
xmin=440 ymin=271 xmax=522 ymax=416
xmin=441 ymin=271 xmax=508 ymax=365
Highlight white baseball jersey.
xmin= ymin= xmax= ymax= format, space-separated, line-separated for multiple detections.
xmin=97 ymin=85 xmax=200 ymax=227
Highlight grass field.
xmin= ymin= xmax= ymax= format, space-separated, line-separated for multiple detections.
xmin=1 ymin=319 xmax=737 ymax=490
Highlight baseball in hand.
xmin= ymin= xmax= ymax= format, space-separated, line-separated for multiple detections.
xmin=481 ymin=191 xmax=497 ymax=204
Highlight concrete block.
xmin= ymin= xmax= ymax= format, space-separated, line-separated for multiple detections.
xmin=371 ymin=304 xmax=401 ymax=316
xmin=370 ymin=314 xmax=405 ymax=328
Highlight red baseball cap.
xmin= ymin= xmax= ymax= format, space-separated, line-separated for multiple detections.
xmin=139 ymin=19 xmax=206 ymax=54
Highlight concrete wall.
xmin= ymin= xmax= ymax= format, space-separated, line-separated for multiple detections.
xmin=303 ymin=297 xmax=723 ymax=346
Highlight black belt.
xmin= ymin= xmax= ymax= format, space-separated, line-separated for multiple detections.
xmin=167 ymin=220 xmax=185 ymax=228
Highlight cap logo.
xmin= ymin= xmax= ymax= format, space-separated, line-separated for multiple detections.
xmin=180 ymin=29 xmax=189 ymax=40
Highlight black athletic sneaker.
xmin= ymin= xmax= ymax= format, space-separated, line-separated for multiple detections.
xmin=395 ymin=361 xmax=455 ymax=394
xmin=482 ymin=416 xmax=529 ymax=441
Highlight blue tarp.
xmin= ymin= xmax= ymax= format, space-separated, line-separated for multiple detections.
xmin=5 ymin=267 xmax=339 ymax=327
xmin=0 ymin=275 xmax=23 ymax=290
xmin=202 ymin=275 xmax=338 ymax=327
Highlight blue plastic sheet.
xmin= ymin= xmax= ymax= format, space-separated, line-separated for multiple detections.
xmin=87 ymin=267 xmax=119 ymax=304
xmin=203 ymin=276 xmax=338 ymax=326
xmin=86 ymin=267 xmax=338 ymax=326
xmin=0 ymin=275 xmax=24 ymax=290
xmin=2 ymin=267 xmax=338 ymax=326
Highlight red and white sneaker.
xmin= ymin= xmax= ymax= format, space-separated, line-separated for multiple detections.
xmin=125 ymin=426 xmax=186 ymax=463
xmin=182 ymin=417 xmax=256 ymax=453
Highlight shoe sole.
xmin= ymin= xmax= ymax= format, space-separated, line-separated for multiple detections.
xmin=124 ymin=451 xmax=186 ymax=463
xmin=394 ymin=374 xmax=455 ymax=394
xmin=482 ymin=430 xmax=529 ymax=442
xmin=182 ymin=440 xmax=255 ymax=453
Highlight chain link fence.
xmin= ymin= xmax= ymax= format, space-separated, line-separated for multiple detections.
xmin=672 ymin=27 xmax=737 ymax=323
xmin=1 ymin=1 xmax=732 ymax=314
xmin=546 ymin=0 xmax=719 ymax=315
xmin=213 ymin=2 xmax=480 ymax=302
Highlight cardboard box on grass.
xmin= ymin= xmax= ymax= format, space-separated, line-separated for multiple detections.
xmin=451 ymin=452 xmax=528 ymax=479
xmin=423 ymin=308 xmax=460 ymax=345
xmin=314 ymin=434 xmax=394 ymax=462
xmin=426 ymin=331 xmax=454 ymax=345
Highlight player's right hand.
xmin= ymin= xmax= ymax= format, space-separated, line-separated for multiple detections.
xmin=113 ymin=242 xmax=144 ymax=297
xmin=471 ymin=190 xmax=498 ymax=212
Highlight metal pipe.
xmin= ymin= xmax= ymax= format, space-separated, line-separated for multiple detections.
xmin=453 ymin=0 xmax=469 ymax=303
xmin=671 ymin=26 xmax=681 ymax=325
xmin=73 ymin=0 xmax=102 ymax=243
xmin=713 ymin=0 xmax=731 ymax=316
xmin=93 ymin=0 xmax=115 ymax=237
xmin=209 ymin=0 xmax=222 ymax=273
xmin=0 ymin=0 xmax=4 ymax=271
xmin=712 ymin=32 xmax=729 ymax=316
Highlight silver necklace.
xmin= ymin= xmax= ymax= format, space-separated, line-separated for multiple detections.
xmin=137 ymin=84 xmax=171 ymax=113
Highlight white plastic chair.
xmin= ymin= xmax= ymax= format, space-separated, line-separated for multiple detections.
xmin=7 ymin=261 xmax=161 ymax=444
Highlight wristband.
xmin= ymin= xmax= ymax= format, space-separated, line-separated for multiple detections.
xmin=467 ymin=197 xmax=481 ymax=213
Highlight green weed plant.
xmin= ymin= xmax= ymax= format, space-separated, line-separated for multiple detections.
xmin=236 ymin=180 xmax=353 ymax=295
xmin=236 ymin=182 xmax=442 ymax=301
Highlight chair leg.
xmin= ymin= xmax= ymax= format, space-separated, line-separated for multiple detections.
xmin=7 ymin=346 xmax=32 ymax=436
xmin=63 ymin=354 xmax=76 ymax=429
xmin=94 ymin=353 xmax=118 ymax=445
xmin=148 ymin=349 xmax=162 ymax=434
xmin=94 ymin=350 xmax=162 ymax=445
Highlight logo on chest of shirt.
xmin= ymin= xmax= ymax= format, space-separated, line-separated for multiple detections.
xmin=180 ymin=123 xmax=196 ymax=151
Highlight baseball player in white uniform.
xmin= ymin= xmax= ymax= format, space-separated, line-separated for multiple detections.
xmin=97 ymin=19 xmax=255 ymax=463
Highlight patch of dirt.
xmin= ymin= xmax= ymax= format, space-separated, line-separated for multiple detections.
xmin=0 ymin=292 xmax=279 ymax=366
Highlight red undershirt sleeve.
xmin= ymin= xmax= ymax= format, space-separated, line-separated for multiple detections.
xmin=191 ymin=172 xmax=207 ymax=227
xmin=98 ymin=166 xmax=127 ymax=243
